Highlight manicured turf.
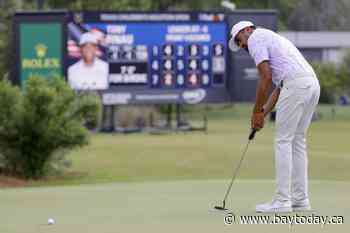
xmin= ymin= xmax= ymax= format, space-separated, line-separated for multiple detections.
xmin=25 ymin=104 xmax=350 ymax=186
xmin=0 ymin=104 xmax=349 ymax=232
xmin=0 ymin=180 xmax=348 ymax=233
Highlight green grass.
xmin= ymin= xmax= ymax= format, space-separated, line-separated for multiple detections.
xmin=1 ymin=103 xmax=349 ymax=233
xmin=26 ymin=103 xmax=350 ymax=186
xmin=1 ymin=180 xmax=349 ymax=233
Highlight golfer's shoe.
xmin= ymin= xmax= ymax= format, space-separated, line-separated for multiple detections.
xmin=292 ymin=199 xmax=311 ymax=212
xmin=256 ymin=199 xmax=292 ymax=213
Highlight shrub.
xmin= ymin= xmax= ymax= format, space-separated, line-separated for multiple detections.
xmin=0 ymin=76 xmax=101 ymax=179
xmin=312 ymin=62 xmax=340 ymax=103
xmin=312 ymin=50 xmax=350 ymax=103
xmin=338 ymin=50 xmax=350 ymax=95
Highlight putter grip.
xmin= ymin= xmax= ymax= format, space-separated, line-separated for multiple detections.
xmin=248 ymin=129 xmax=257 ymax=140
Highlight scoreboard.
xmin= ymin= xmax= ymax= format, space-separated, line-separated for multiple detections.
xmin=67 ymin=12 xmax=230 ymax=104
xmin=102 ymin=23 xmax=226 ymax=88
xmin=13 ymin=11 xmax=279 ymax=104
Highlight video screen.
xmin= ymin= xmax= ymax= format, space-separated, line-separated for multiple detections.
xmin=66 ymin=12 xmax=229 ymax=104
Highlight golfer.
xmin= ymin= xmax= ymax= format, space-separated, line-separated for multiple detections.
xmin=229 ymin=21 xmax=320 ymax=213
xmin=68 ymin=32 xmax=109 ymax=90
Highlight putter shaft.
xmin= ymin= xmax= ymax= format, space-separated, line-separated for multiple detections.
xmin=221 ymin=140 xmax=251 ymax=204
xmin=218 ymin=129 xmax=256 ymax=209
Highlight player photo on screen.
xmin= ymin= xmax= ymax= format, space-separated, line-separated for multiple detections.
xmin=67 ymin=32 xmax=109 ymax=90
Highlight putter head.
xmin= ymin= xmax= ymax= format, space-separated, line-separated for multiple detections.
xmin=214 ymin=200 xmax=228 ymax=211
xmin=214 ymin=205 xmax=228 ymax=211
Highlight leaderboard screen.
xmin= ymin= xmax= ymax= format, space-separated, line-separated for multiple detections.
xmin=67 ymin=12 xmax=230 ymax=104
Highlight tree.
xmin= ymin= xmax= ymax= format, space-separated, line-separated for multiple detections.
xmin=47 ymin=0 xmax=154 ymax=10
xmin=338 ymin=50 xmax=350 ymax=94
xmin=46 ymin=0 xmax=223 ymax=11
xmin=0 ymin=0 xmax=16 ymax=80
xmin=312 ymin=62 xmax=341 ymax=104
xmin=233 ymin=0 xmax=299 ymax=30
xmin=0 ymin=76 xmax=101 ymax=179
xmin=288 ymin=0 xmax=350 ymax=31
xmin=0 ymin=0 xmax=39 ymax=80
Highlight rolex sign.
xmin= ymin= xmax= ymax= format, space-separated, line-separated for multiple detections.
xmin=19 ymin=23 xmax=63 ymax=86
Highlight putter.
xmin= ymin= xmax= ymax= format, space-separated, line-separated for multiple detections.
xmin=214 ymin=128 xmax=257 ymax=211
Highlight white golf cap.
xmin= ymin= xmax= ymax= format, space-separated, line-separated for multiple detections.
xmin=79 ymin=32 xmax=98 ymax=46
xmin=228 ymin=21 xmax=255 ymax=52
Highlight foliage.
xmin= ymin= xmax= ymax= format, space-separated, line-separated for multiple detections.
xmin=288 ymin=0 xmax=350 ymax=31
xmin=0 ymin=76 xmax=101 ymax=179
xmin=338 ymin=50 xmax=350 ymax=94
xmin=312 ymin=62 xmax=339 ymax=103
xmin=45 ymin=0 xmax=224 ymax=11
xmin=0 ymin=0 xmax=16 ymax=80
xmin=229 ymin=0 xmax=299 ymax=30
xmin=312 ymin=52 xmax=350 ymax=104
xmin=0 ymin=0 xmax=39 ymax=80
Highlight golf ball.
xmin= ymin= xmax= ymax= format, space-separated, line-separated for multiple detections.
xmin=48 ymin=218 xmax=55 ymax=225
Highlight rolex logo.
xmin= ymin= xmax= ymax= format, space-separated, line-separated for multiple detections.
xmin=35 ymin=43 xmax=47 ymax=58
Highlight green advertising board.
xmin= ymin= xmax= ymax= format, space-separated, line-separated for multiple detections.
xmin=19 ymin=23 xmax=62 ymax=86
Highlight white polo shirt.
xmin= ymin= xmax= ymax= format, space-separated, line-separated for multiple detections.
xmin=68 ymin=58 xmax=109 ymax=90
xmin=247 ymin=28 xmax=315 ymax=85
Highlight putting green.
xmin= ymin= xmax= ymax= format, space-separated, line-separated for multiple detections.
xmin=0 ymin=179 xmax=348 ymax=233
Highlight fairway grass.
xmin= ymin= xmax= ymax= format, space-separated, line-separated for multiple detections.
xmin=0 ymin=104 xmax=349 ymax=232
xmin=29 ymin=113 xmax=350 ymax=186
xmin=0 ymin=180 xmax=349 ymax=233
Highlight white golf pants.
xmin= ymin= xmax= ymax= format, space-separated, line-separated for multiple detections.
xmin=274 ymin=74 xmax=320 ymax=203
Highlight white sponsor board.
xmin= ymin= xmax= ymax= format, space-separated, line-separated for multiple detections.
xmin=103 ymin=93 xmax=132 ymax=105
xmin=182 ymin=89 xmax=206 ymax=104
